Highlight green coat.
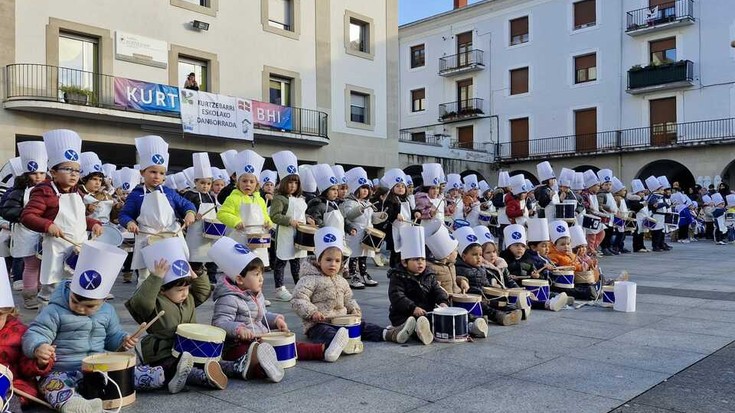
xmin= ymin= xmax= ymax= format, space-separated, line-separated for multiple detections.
xmin=124 ymin=274 xmax=212 ymax=364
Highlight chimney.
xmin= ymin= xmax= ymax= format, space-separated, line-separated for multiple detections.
xmin=454 ymin=0 xmax=468 ymax=9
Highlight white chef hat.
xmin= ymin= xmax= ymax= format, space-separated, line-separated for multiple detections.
xmin=583 ymin=170 xmax=600 ymax=189
xmin=207 ymin=236 xmax=260 ymax=278
xmin=645 ymin=175 xmax=662 ymax=192
xmin=572 ymin=172 xmax=585 ymax=191
xmin=0 ymin=259 xmax=13 ymax=308
xmin=299 ymin=165 xmax=318 ymax=193
xmin=135 ymin=135 xmax=169 ymax=171
xmin=381 ymin=168 xmax=407 ymax=190
xmin=80 ymin=152 xmax=103 ymax=178
xmin=8 ymin=157 xmax=23 ymax=177
xmin=536 ymin=161 xmax=556 ymax=182
xmin=142 ymin=237 xmax=191 ymax=285
xmin=425 ymin=225 xmax=458 ymax=260
xmin=549 ymin=220 xmax=570 ymax=244
xmin=164 ymin=175 xmax=177 ymax=190
xmin=558 ymin=168 xmax=574 ymax=188
xmin=315 ymin=226 xmax=347 ymax=259
xmin=71 ymin=241 xmax=128 ymax=300
xmin=346 ymin=167 xmax=371 ymax=194
xmin=712 ymin=193 xmax=725 ymax=205
xmin=611 ymin=177 xmax=625 ymax=193
xmin=498 ymin=170 xmax=511 ymax=188
xmin=220 ymin=150 xmax=238 ymax=177
xmin=510 ymin=173 xmax=527 ymax=195
xmin=478 ymin=180 xmax=490 ymax=194
xmin=701 ymin=194 xmax=712 ymax=204
xmin=372 ymin=178 xmax=381 ymax=188
xmin=18 ymin=141 xmax=48 ymax=174
xmin=569 ymin=224 xmax=587 ymax=249
xmin=272 ymin=150 xmax=299 ymax=180
xmin=445 ymin=173 xmax=463 ymax=192
xmin=473 ymin=225 xmax=495 ymax=245
xmin=332 ymin=165 xmax=347 ymax=185
xmin=260 ymin=170 xmax=277 ymax=186
xmin=405 ymin=175 xmax=414 ymax=187
xmin=182 ymin=167 xmax=196 ymax=188
xmin=43 ymin=129 xmax=82 ymax=168
xmin=211 ymin=167 xmax=230 ymax=184
xmin=399 ymin=225 xmax=425 ymax=260
xmin=503 ymin=224 xmax=527 ymax=249
xmin=597 ymin=169 xmax=613 ymax=184
xmin=631 ymin=179 xmax=645 ymax=194
xmin=173 ymin=172 xmax=189 ymax=190
xmin=233 ymin=149 xmax=265 ymax=179
xmin=463 ymin=174 xmax=479 ymax=191
xmin=192 ymin=152 xmax=213 ymax=180
xmin=726 ymin=194 xmax=735 ymax=208
xmin=455 ymin=226 xmax=481 ymax=255
xmin=657 ymin=176 xmax=671 ymax=190
xmin=312 ymin=164 xmax=339 ymax=193
xmin=527 ymin=218 xmax=550 ymax=242
xmin=117 ymin=167 xmax=140 ymax=192
xmin=102 ymin=163 xmax=116 ymax=179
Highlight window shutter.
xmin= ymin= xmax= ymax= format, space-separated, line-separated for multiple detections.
xmin=573 ymin=0 xmax=596 ymax=28
xmin=510 ymin=67 xmax=529 ymax=95
xmin=575 ymin=54 xmax=596 ymax=71
xmin=650 ymin=37 xmax=676 ymax=53
xmin=510 ymin=17 xmax=529 ymax=37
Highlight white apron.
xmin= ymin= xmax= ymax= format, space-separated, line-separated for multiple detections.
xmin=186 ymin=194 xmax=216 ymax=262
xmin=10 ymin=188 xmax=41 ymax=258
xmin=515 ymin=202 xmax=529 ymax=227
xmin=543 ymin=191 xmax=560 ymax=221
xmin=40 ymin=184 xmax=87 ymax=285
xmin=84 ymin=194 xmax=114 ymax=224
xmin=421 ymin=197 xmax=445 ymax=231
xmin=323 ymin=201 xmax=345 ymax=231
xmin=583 ymin=193 xmax=604 ymax=235
xmin=276 ymin=196 xmax=308 ymax=261
xmin=465 ymin=202 xmax=481 ymax=227
xmin=392 ymin=201 xmax=412 ymax=252
xmin=131 ymin=188 xmax=184 ymax=270
xmin=346 ymin=199 xmax=372 ymax=258
xmin=649 ymin=194 xmax=667 ymax=232
xmin=231 ymin=201 xmax=270 ymax=266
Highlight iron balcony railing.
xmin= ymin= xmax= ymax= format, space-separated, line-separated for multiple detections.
xmin=398 ymin=129 xmax=485 ymax=152
xmin=3 ymin=63 xmax=328 ymax=138
xmin=496 ymin=117 xmax=735 ymax=161
xmin=627 ymin=60 xmax=693 ymax=90
xmin=626 ymin=0 xmax=694 ymax=32
xmin=438 ymin=98 xmax=484 ymax=122
xmin=439 ymin=49 xmax=485 ymax=74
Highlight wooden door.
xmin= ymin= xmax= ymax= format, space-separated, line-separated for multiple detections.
xmin=650 ymin=97 xmax=676 ymax=146
xmin=510 ymin=118 xmax=529 ymax=158
xmin=575 ymin=108 xmax=597 ymax=152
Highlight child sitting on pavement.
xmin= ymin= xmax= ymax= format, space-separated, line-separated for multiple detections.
xmin=547 ymin=221 xmax=600 ymax=301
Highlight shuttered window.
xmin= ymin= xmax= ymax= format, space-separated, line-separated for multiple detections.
xmin=575 ymin=108 xmax=597 ymax=152
xmin=650 ymin=37 xmax=676 ymax=64
xmin=573 ymin=0 xmax=596 ymax=29
xmin=457 ymin=126 xmax=474 ymax=149
xmin=574 ymin=53 xmax=597 ymax=83
xmin=410 ymin=44 xmax=425 ymax=68
xmin=411 ymin=89 xmax=425 ymax=112
xmin=510 ymin=67 xmax=529 ymax=95
xmin=510 ymin=16 xmax=529 ymax=45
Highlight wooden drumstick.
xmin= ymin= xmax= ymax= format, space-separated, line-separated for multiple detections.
xmin=118 ymin=310 xmax=165 ymax=351
xmin=199 ymin=205 xmax=217 ymax=217
xmin=59 ymin=234 xmax=82 ymax=248
xmin=13 ymin=388 xmax=53 ymax=409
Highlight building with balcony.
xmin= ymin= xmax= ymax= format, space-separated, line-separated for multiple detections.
xmin=0 ymin=0 xmax=398 ymax=176
xmin=399 ymin=0 xmax=735 ymax=190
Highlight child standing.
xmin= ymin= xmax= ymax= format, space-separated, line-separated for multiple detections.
xmin=341 ymin=167 xmax=379 ymax=289
xmin=379 ymin=169 xmax=413 ymax=268
xmin=182 ymin=153 xmax=218 ymax=278
xmin=505 ymin=174 xmax=530 ymax=226
xmin=580 ymin=170 xmax=604 ymax=255
xmin=79 ymin=152 xmax=115 ymax=225
xmin=415 ymin=163 xmax=445 ymax=231
xmin=306 ymin=164 xmax=345 ymax=232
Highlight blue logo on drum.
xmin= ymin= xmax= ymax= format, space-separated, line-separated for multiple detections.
xmin=79 ymin=270 xmax=102 ymax=290
xmin=171 ymin=260 xmax=190 ymax=277
xmin=64 ymin=149 xmax=79 ymax=161
xmin=467 ymin=234 xmax=477 ymax=242
xmin=511 ymin=231 xmax=522 ymax=240
xmin=243 ymin=165 xmax=255 ymax=174
xmin=151 ymin=154 xmax=165 ymax=165
xmin=27 ymin=161 xmax=38 ymax=172
xmin=234 ymin=244 xmax=251 ymax=254
xmin=556 ymin=225 xmax=566 ymax=233
xmin=329 ymin=177 xmax=338 ymax=184
xmin=286 ymin=165 xmax=297 ymax=174
xmin=323 ymin=233 xmax=337 ymax=243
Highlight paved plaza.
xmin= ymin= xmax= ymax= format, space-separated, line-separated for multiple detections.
xmin=18 ymin=241 xmax=735 ymax=413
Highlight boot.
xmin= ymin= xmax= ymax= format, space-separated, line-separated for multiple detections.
xmin=415 ymin=316 xmax=433 ymax=345
xmin=385 ymin=317 xmax=416 ymax=344
xmin=358 ymin=257 xmax=378 ymax=287
xmin=489 ymin=309 xmax=522 ymax=326
xmin=324 ymin=328 xmax=349 ymax=362
xmin=349 ymin=275 xmax=365 ymax=289
xmin=546 ymin=292 xmax=568 ymax=312
xmin=246 ymin=342 xmax=284 ymax=383
xmin=22 ymin=289 xmax=39 ymax=310
xmin=59 ymin=397 xmax=103 ymax=413
xmin=470 ymin=318 xmax=488 ymax=338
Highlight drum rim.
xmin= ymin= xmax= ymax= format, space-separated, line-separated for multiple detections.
xmin=176 ymin=323 xmax=227 ymax=342
xmin=364 ymin=227 xmax=386 ymax=237
xmin=296 ymin=224 xmax=318 ymax=234
xmin=330 ymin=315 xmax=361 ymax=325
xmin=451 ymin=293 xmax=482 ymax=302
xmin=433 ymin=306 xmax=468 ymax=315
xmin=81 ymin=351 xmax=137 ymax=370
xmin=521 ymin=279 xmax=550 ymax=287
xmin=0 ymin=364 xmax=13 ymax=380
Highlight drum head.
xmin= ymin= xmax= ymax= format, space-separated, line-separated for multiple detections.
xmin=434 ymin=306 xmax=468 ymax=316
xmin=522 ymin=279 xmax=549 ymax=287
xmin=96 ymin=224 xmax=124 ymax=247
xmin=176 ymin=323 xmax=226 ymax=342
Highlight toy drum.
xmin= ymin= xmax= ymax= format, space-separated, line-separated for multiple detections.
xmin=450 ymin=293 xmax=483 ymax=318
xmin=555 ymin=201 xmax=577 ymax=219
xmin=79 ymin=352 xmax=136 ymax=409
xmin=203 ymin=219 xmax=227 ymax=239
xmin=726 ymin=212 xmax=735 ymax=222
xmin=625 ymin=218 xmax=637 ymax=233
xmin=664 ymin=212 xmax=679 ymax=226
xmin=522 ymin=279 xmax=550 ymax=304
xmin=551 ymin=269 xmax=575 ymax=289
xmin=330 ymin=315 xmax=363 ymax=354
xmin=361 ymin=227 xmax=386 ymax=252
xmin=602 ymin=285 xmax=615 ymax=307
xmin=599 ymin=215 xmax=611 ymax=225
xmin=147 ymin=232 xmax=177 ymax=245
xmin=453 ymin=219 xmax=470 ymax=231
xmin=294 ymin=224 xmax=318 ymax=251
xmin=0 ymin=364 xmax=12 ymax=409
xmin=581 ymin=214 xmax=601 ymax=231
xmin=260 ymin=332 xmax=297 ymax=368
xmin=63 ymin=246 xmax=81 ymax=274
xmin=431 ymin=307 xmax=469 ymax=343
xmin=643 ymin=217 xmax=657 ymax=230
xmin=478 ymin=211 xmax=493 ymax=226
xmin=612 ymin=216 xmax=625 ymax=230
xmin=96 ymin=223 xmax=124 ymax=247
xmin=574 ymin=270 xmax=598 ymax=284
xmin=247 ymin=233 xmax=271 ymax=249
xmin=35 ymin=240 xmax=43 ymax=260
xmin=507 ymin=288 xmax=532 ymax=310
xmin=482 ymin=286 xmax=509 ymax=308
xmin=172 ymin=324 xmax=226 ymax=364
xmin=371 ymin=211 xmax=388 ymax=225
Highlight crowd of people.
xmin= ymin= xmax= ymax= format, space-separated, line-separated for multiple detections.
xmin=0 ymin=128 xmax=729 ymax=413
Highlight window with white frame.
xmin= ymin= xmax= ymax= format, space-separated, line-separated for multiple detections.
xmin=350 ymin=91 xmax=368 ymax=124
xmin=268 ymin=0 xmax=293 ymax=31
xmin=349 ymin=18 xmax=369 ymax=53
xmin=269 ymin=75 xmax=292 ymax=106
xmin=411 ymin=89 xmax=425 ymax=112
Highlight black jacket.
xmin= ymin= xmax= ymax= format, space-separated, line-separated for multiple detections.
xmin=455 ymin=258 xmax=519 ymax=295
xmin=217 ymin=182 xmax=237 ymax=205
xmin=535 ymin=186 xmax=554 ymax=208
xmin=387 ymin=266 xmax=448 ymax=326
xmin=0 ymin=188 xmax=25 ymax=223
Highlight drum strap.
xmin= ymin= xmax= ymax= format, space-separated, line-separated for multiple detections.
xmin=1 ymin=385 xmax=14 ymax=412
xmin=82 ymin=369 xmax=124 ymax=413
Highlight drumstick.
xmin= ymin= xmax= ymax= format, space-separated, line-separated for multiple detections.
xmin=199 ymin=205 xmax=217 ymax=217
xmin=118 ymin=310 xmax=165 ymax=351
xmin=59 ymin=234 xmax=82 ymax=247
xmin=14 ymin=388 xmax=53 ymax=409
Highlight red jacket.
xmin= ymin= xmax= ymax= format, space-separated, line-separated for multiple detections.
xmin=20 ymin=180 xmax=100 ymax=233
xmin=504 ymin=193 xmax=523 ymax=223
xmin=1 ymin=316 xmax=54 ymax=404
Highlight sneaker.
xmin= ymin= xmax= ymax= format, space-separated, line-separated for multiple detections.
xmin=204 ymin=360 xmax=228 ymax=390
xmin=602 ymin=248 xmax=614 ymax=256
xmin=256 ymin=342 xmax=284 ymax=383
xmin=361 ymin=273 xmax=379 ymax=287
xmin=274 ymin=286 xmax=292 ymax=302
xmin=22 ymin=290 xmax=39 ymax=310
xmin=677 ymin=239 xmax=690 ymax=244
xmin=470 ymin=318 xmax=488 ymax=338
xmin=235 ymin=342 xmax=258 ymax=380
xmin=168 ymin=352 xmax=194 ymax=394
xmin=717 ymin=241 xmax=727 ymax=245
xmin=499 ymin=310 xmax=522 ymax=326
xmin=620 ymin=248 xmax=631 ymax=253
xmin=635 ymin=248 xmax=649 ymax=253
xmin=566 ymin=296 xmax=576 ymax=306
xmin=386 ymin=317 xmax=416 ymax=344
xmin=372 ymin=255 xmax=385 ymax=267
xmin=415 ymin=316 xmax=433 ymax=345
xmin=264 ymin=299 xmax=272 ymax=306
xmin=12 ymin=280 xmax=22 ymax=291
xmin=324 ymin=327 xmax=349 ymax=362
xmin=547 ymin=293 xmax=568 ymax=312
xmin=348 ymin=275 xmax=365 ymax=289
xmin=60 ymin=396 xmax=103 ymax=413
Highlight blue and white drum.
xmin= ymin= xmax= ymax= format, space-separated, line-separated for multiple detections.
xmin=430 ymin=307 xmax=469 ymax=343
xmin=478 ymin=211 xmax=493 ymax=226
xmin=551 ymin=269 xmax=575 ymax=289
xmin=246 ymin=233 xmax=271 ymax=249
xmin=260 ymin=332 xmax=297 ymax=368
xmin=0 ymin=364 xmax=12 ymax=411
xmin=452 ymin=219 xmax=470 ymax=231
xmin=643 ymin=217 xmax=657 ymax=230
xmin=522 ymin=279 xmax=550 ymax=304
xmin=96 ymin=223 xmax=124 ymax=247
xmin=172 ymin=324 xmax=226 ymax=364
xmin=451 ymin=294 xmax=483 ymax=318
xmin=203 ymin=219 xmax=227 ymax=240
xmin=35 ymin=240 xmax=43 ymax=260
xmin=612 ymin=216 xmax=626 ymax=231
xmin=330 ymin=315 xmax=363 ymax=354
xmin=555 ymin=201 xmax=577 ymax=219
xmin=63 ymin=247 xmax=81 ymax=274
xmin=581 ymin=214 xmax=601 ymax=231
xmin=507 ymin=288 xmax=532 ymax=311
xmin=602 ymin=285 xmax=615 ymax=307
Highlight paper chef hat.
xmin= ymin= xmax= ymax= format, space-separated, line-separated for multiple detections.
xmin=345 ymin=167 xmax=370 ymax=194
xmin=192 ymin=152 xmax=212 ymax=180
xmin=597 ymin=169 xmax=613 ymax=183
xmin=478 ymin=180 xmax=490 ymax=194
xmin=173 ymin=172 xmax=189 ymax=190
xmin=645 ymin=175 xmax=662 ymax=192
xmin=572 ymin=172 xmax=585 ymax=191
xmin=473 ymin=225 xmax=495 ymax=245
xmin=8 ymin=157 xmax=23 ymax=177
xmin=211 ymin=167 xmax=230 ymax=184
xmin=312 ymin=164 xmax=339 ymax=193
xmin=43 ymin=129 xmax=82 ymax=168
xmin=536 ymin=161 xmax=556 ymax=182
xmin=583 ymin=170 xmax=600 ymax=189
xmin=405 ymin=175 xmax=414 ymax=186
xmin=444 ymin=174 xmax=462 ymax=192
xmin=549 ymin=220 xmax=570 ymax=244
xmin=454 ymin=226 xmax=480 ymax=255
xmin=611 ymin=177 xmax=625 ymax=194
xmin=0 ymin=259 xmax=13 ymax=308
xmin=712 ymin=193 xmax=725 ymax=205
xmin=727 ymin=194 xmax=735 ymax=208
xmin=503 ymin=224 xmax=527 ymax=249
xmin=182 ymin=167 xmax=195 ymax=188
xmin=207 ymin=236 xmax=260 ymax=277
xmin=164 ymin=175 xmax=177 ymax=190
xmin=135 ymin=135 xmax=169 ymax=171
xmin=220 ymin=150 xmax=238 ymax=177
xmin=527 ymin=218 xmax=550 ymax=242
xmin=463 ymin=174 xmax=479 ymax=191
xmin=569 ymin=224 xmax=587 ymax=249
xmin=299 ymin=165 xmax=318 ymax=193
xmin=498 ymin=170 xmax=511 ymax=188
xmin=510 ymin=173 xmax=527 ymax=195
xmin=557 ymin=168 xmax=574 ymax=188
xmin=399 ymin=225 xmax=425 ymax=260
xmin=372 ymin=178 xmax=381 ymax=188
xmin=117 ymin=167 xmax=140 ymax=192
xmin=425 ymin=225 xmax=458 ymax=260
xmin=234 ymin=150 xmax=265 ymax=179
xmin=315 ymin=226 xmax=346 ymax=258
xmin=102 ymin=163 xmax=116 ymax=179
xmin=631 ymin=179 xmax=645 ymax=194
xmin=272 ymin=150 xmax=299 ymax=180
xmin=260 ymin=170 xmax=277 ymax=186
xmin=71 ymin=241 xmax=127 ymax=300
xmin=79 ymin=152 xmax=102 ymax=178
xmin=381 ymin=168 xmax=407 ymax=190
xmin=332 ymin=165 xmax=347 ymax=185
xmin=18 ymin=141 xmax=48 ymax=174
xmin=657 ymin=176 xmax=671 ymax=190
xmin=701 ymin=194 xmax=712 ymax=204
xmin=142 ymin=237 xmax=191 ymax=285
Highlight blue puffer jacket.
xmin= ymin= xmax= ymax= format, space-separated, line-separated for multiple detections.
xmin=22 ymin=281 xmax=128 ymax=372
xmin=118 ymin=185 xmax=196 ymax=228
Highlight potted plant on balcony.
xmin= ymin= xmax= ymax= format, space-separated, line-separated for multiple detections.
xmin=59 ymin=85 xmax=93 ymax=105
xmin=441 ymin=111 xmax=457 ymax=121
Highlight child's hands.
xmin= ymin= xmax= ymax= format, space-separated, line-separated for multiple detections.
xmin=121 ymin=335 xmax=138 ymax=351
xmin=412 ymin=307 xmax=427 ymax=317
xmin=459 ymin=279 xmax=470 ymax=293
xmin=47 ymin=224 xmax=62 ymax=238
xmin=183 ymin=212 xmax=196 ymax=228
xmin=290 ymin=219 xmax=300 ymax=228
xmin=349 ymin=229 xmax=357 ymax=236
xmin=91 ymin=223 xmax=103 ymax=237
xmin=239 ymin=329 xmax=255 ymax=341
xmin=275 ymin=318 xmax=289 ymax=332
xmin=127 ymin=221 xmax=139 ymax=235
xmin=35 ymin=344 xmax=55 ymax=366
xmin=310 ymin=312 xmax=325 ymax=322
xmin=235 ymin=222 xmax=245 ymax=231
xmin=152 ymin=259 xmax=169 ymax=279
xmin=438 ymin=303 xmax=448 ymax=308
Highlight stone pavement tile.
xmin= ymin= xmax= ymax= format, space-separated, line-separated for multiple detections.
xmin=347 ymin=357 xmax=495 ymax=402
xmin=417 ymin=341 xmax=559 ymax=374
xmin=610 ymin=328 xmax=733 ymax=354
xmin=252 ymin=378 xmax=428 ymax=413
xmin=570 ymin=341 xmax=706 ymax=374
xmin=380 ymin=340 xmax=452 ymax=357
xmin=559 ymin=307 xmax=665 ymax=327
xmin=629 ymin=381 xmax=735 ymax=413
xmin=632 ymin=302 xmax=686 ymax=316
xmin=658 ymin=353 xmax=735 ymax=386
xmin=490 ymin=329 xmax=601 ymax=355
xmin=511 ymin=357 xmax=670 ymax=401
xmin=412 ymin=377 xmax=621 ymax=413
xmin=649 ymin=317 xmax=735 ymax=338
xmin=133 ymin=390 xmax=247 ymax=412
xmin=635 ymin=294 xmax=709 ymax=308
xmin=699 ymin=300 xmax=735 ymax=311
xmin=298 ymin=342 xmax=418 ymax=377
xmin=609 ymin=402 xmax=681 ymax=413
xmin=531 ymin=317 xmax=640 ymax=340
